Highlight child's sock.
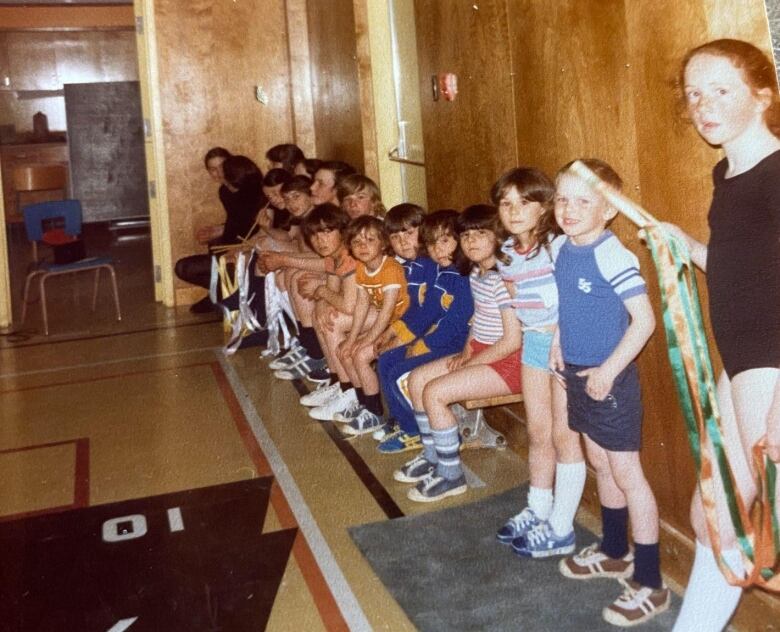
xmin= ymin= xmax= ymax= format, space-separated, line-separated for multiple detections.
xmin=340 ymin=381 xmax=353 ymax=393
xmin=672 ymin=541 xmax=743 ymax=632
xmin=364 ymin=393 xmax=383 ymax=416
xmin=298 ymin=326 xmax=324 ymax=360
xmin=528 ymin=486 xmax=553 ymax=521
xmin=432 ymin=426 xmax=462 ymax=480
xmin=633 ymin=542 xmax=662 ymax=589
xmin=328 ymin=372 xmax=339 ymax=386
xmin=356 ymin=387 xmax=367 ymax=406
xmin=600 ymin=505 xmax=629 ymax=559
xmin=414 ymin=410 xmax=436 ymax=463
xmin=548 ymin=461 xmax=587 ymax=536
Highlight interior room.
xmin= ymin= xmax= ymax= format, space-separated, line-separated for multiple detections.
xmin=0 ymin=0 xmax=778 ymax=630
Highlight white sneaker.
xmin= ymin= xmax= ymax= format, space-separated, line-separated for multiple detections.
xmin=309 ymin=389 xmax=358 ymax=422
xmin=332 ymin=399 xmax=363 ymax=423
xmin=300 ymin=382 xmax=341 ymax=407
xmin=269 ymin=342 xmax=304 ymax=370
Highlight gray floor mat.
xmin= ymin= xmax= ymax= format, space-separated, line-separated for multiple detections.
xmin=349 ymin=485 xmax=679 ymax=631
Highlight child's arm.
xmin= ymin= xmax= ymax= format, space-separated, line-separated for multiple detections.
xmin=261 ymin=251 xmax=325 ymax=273
xmin=447 ymin=333 xmax=474 ymax=370
xmin=316 ymin=274 xmax=357 ymax=320
xmin=577 ymin=293 xmax=655 ymax=400
xmin=391 ymin=260 xmax=442 ymax=344
xmin=463 ymin=307 xmax=522 ymax=367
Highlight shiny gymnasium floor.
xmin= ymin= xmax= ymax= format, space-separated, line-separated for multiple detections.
xmin=1 ymin=227 xmax=535 ymax=630
xmin=6 ymin=228 xmax=774 ymax=630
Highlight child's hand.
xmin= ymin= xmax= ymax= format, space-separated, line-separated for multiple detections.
xmin=576 ymin=365 xmax=616 ymax=401
xmin=339 ymin=339 xmax=355 ymax=361
xmin=257 ymin=208 xmax=272 ymax=230
xmin=297 ymin=275 xmax=321 ymax=299
xmin=261 ymin=252 xmax=283 ymax=271
xmin=549 ymin=343 xmax=566 ymax=388
xmin=447 ymin=347 xmax=471 ymax=370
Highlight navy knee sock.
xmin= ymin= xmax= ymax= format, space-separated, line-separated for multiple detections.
xmin=298 ymin=326 xmax=324 ymax=360
xmin=600 ymin=505 xmax=629 ymax=559
xmin=364 ymin=393 xmax=383 ymax=416
xmin=633 ymin=542 xmax=662 ymax=589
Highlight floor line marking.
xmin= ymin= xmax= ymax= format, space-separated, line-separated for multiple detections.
xmin=0 ymin=346 xmax=220 ymax=379
xmin=216 ymin=353 xmax=372 ymax=632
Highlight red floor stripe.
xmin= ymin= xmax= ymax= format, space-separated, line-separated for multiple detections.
xmin=210 ymin=362 xmax=350 ymax=632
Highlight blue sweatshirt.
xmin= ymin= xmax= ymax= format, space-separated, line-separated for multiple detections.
xmin=391 ymin=255 xmax=439 ymax=342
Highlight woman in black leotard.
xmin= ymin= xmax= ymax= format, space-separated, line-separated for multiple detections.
xmin=663 ymin=39 xmax=780 ymax=632
xmin=175 ymin=152 xmax=265 ymax=313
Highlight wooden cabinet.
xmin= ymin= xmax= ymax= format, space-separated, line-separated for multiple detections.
xmin=1 ymin=141 xmax=69 ymax=222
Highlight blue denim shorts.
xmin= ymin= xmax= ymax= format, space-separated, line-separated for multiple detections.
xmin=521 ymin=329 xmax=554 ymax=371
xmin=564 ymin=362 xmax=643 ymax=452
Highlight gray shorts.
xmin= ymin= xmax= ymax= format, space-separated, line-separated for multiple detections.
xmin=564 ymin=362 xmax=643 ymax=452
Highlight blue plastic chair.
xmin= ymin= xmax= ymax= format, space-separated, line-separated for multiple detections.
xmin=20 ymin=200 xmax=122 ymax=335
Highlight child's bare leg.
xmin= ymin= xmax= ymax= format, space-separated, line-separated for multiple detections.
xmin=605 ymin=450 xmax=658 ymax=545
xmin=355 ymin=344 xmax=379 ymax=395
xmin=546 ymin=373 xmax=586 ymax=538
xmin=322 ymin=312 xmax=356 ymax=384
xmin=408 ymin=356 xmax=453 ymax=410
xmin=290 ymin=270 xmax=316 ymax=327
xmin=523 ymin=365 xmax=556 ymax=489
xmin=424 ymin=365 xmax=513 ymax=430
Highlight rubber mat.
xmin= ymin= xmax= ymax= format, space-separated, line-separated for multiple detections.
xmin=349 ymin=485 xmax=679 ymax=631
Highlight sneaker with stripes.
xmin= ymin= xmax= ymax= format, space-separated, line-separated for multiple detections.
xmin=407 ymin=472 xmax=467 ymax=503
xmin=602 ymin=578 xmax=670 ymax=627
xmin=496 ymin=507 xmax=541 ymax=544
xmin=513 ymin=521 xmax=575 ymax=558
xmin=393 ymin=454 xmax=435 ymax=483
xmin=268 ymin=342 xmax=304 ymax=370
xmin=559 ymin=543 xmax=634 ymax=580
xmin=300 ymin=382 xmax=341 ymax=407
xmin=377 ymin=430 xmax=421 ymax=454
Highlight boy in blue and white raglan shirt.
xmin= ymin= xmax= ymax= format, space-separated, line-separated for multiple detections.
xmin=551 ymin=160 xmax=670 ymax=628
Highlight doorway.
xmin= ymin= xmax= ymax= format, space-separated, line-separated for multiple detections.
xmin=0 ymin=5 xmax=167 ymax=340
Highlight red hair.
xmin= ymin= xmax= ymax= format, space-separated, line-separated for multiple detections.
xmin=679 ymin=39 xmax=780 ymax=138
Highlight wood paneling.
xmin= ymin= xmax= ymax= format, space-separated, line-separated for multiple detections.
xmin=307 ymin=0 xmax=364 ymax=171
xmin=414 ymin=0 xmax=517 ymax=210
xmin=0 ymin=6 xmax=134 ymax=30
xmin=413 ymin=0 xmax=780 ymax=620
xmin=0 ymin=30 xmax=138 ymax=132
xmin=285 ymin=0 xmax=316 ymax=158
xmin=153 ymin=0 xmax=293 ymax=296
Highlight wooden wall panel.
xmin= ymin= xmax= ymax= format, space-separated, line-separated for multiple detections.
xmin=0 ymin=31 xmax=137 ymax=132
xmin=414 ymin=0 xmax=516 ymax=210
xmin=285 ymin=0 xmax=316 ymax=157
xmin=153 ymin=0 xmax=293 ymax=299
xmin=0 ymin=6 xmax=134 ymax=30
xmin=306 ymin=0 xmax=364 ymax=171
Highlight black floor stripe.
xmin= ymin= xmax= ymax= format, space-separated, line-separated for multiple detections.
xmin=291 ymin=379 xmax=405 ymax=520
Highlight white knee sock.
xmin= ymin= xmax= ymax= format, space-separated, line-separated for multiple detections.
xmin=548 ymin=461 xmax=586 ymax=536
xmin=527 ymin=486 xmax=553 ymax=521
xmin=672 ymin=541 xmax=743 ymax=632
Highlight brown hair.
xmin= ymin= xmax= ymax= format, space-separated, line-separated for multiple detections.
xmin=336 ymin=174 xmax=386 ymax=217
xmin=678 ymin=39 xmax=780 ymax=138
xmin=491 ymin=167 xmax=559 ymax=259
xmin=344 ymin=215 xmax=390 ymax=255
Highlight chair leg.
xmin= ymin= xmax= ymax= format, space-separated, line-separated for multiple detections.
xmin=39 ymin=274 xmax=49 ymax=336
xmin=92 ymin=268 xmax=101 ymax=311
xmin=20 ymin=272 xmax=38 ymax=325
xmin=106 ymin=265 xmax=122 ymax=321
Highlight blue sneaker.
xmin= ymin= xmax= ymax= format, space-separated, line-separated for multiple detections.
xmin=407 ymin=473 xmax=467 ymax=503
xmin=341 ymin=409 xmax=384 ymax=436
xmin=496 ymin=507 xmax=541 ymax=544
xmin=513 ymin=521 xmax=575 ymax=558
xmin=377 ymin=430 xmax=421 ymax=454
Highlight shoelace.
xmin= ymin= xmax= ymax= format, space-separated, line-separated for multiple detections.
xmin=404 ymin=455 xmax=427 ymax=473
xmin=509 ymin=508 xmax=537 ymax=532
xmin=614 ymin=578 xmax=641 ymax=605
xmin=420 ymin=474 xmax=444 ymax=491
xmin=574 ymin=543 xmax=600 ymax=563
xmin=525 ymin=523 xmax=552 ymax=546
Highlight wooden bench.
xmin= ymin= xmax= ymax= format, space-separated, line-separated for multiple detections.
xmin=455 ymin=393 xmax=524 ymax=450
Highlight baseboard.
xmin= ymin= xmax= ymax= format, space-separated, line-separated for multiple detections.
xmin=175 ymin=286 xmax=207 ymax=307
xmin=486 ymin=404 xmax=780 ymax=632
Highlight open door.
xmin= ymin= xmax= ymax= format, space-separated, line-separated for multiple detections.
xmin=133 ymin=0 xmax=174 ymax=306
